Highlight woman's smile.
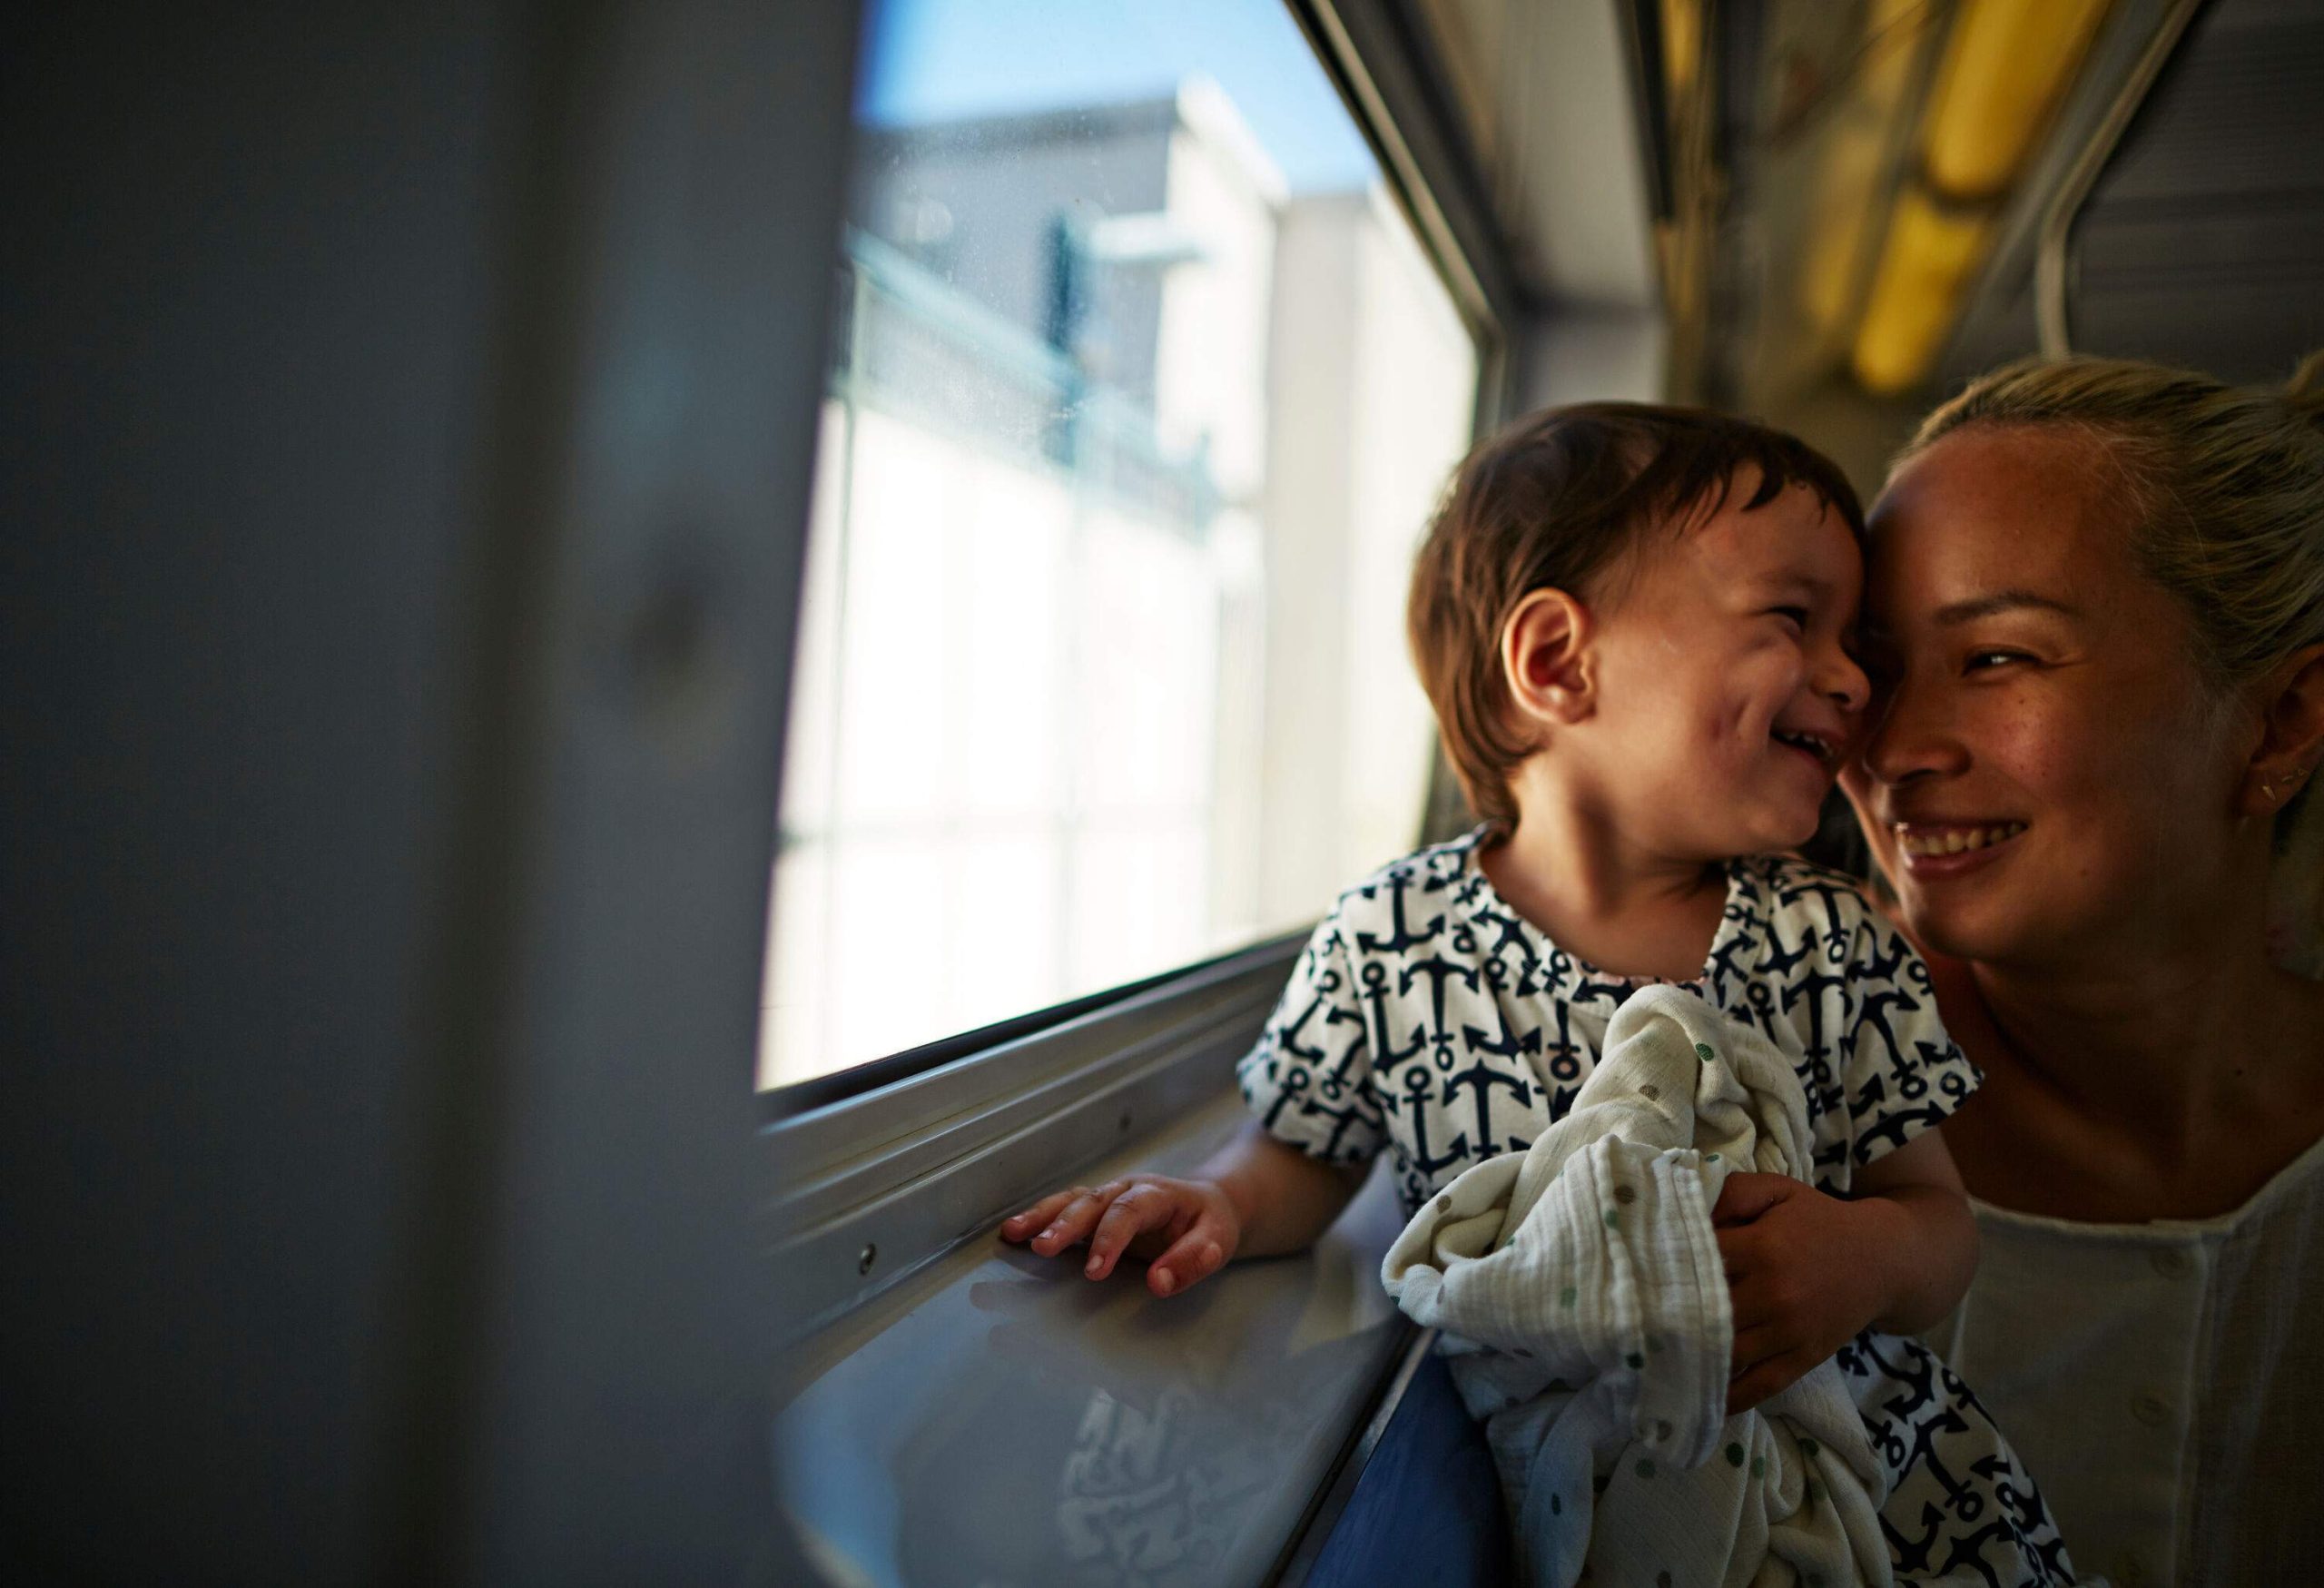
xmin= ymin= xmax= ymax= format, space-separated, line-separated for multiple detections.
xmin=1889 ymin=819 xmax=2028 ymax=873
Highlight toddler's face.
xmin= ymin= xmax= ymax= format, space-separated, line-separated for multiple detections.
xmin=1575 ymin=477 xmax=1869 ymax=861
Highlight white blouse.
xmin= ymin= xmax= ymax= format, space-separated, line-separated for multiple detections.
xmin=1926 ymin=1130 xmax=2324 ymax=1587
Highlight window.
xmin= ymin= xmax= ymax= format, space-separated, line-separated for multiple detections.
xmin=761 ymin=0 xmax=1482 ymax=1088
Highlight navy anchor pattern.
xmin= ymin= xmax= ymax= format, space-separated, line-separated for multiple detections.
xmin=1836 ymin=1329 xmax=2078 ymax=1585
xmin=1235 ymin=833 xmax=2073 ymax=1585
xmin=1236 ymin=831 xmax=1979 ymax=1218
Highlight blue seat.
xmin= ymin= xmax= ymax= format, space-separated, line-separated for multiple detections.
xmin=1305 ymin=1347 xmax=1512 ymax=1587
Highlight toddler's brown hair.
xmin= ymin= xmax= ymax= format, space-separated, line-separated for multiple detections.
xmin=1408 ymin=402 xmax=1864 ymax=832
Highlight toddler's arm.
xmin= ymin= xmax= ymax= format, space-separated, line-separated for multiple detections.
xmin=1843 ymin=1126 xmax=1979 ymax=1331
xmin=1711 ymin=1128 xmax=1977 ymax=1412
xmin=999 ymin=1123 xmax=1370 ymax=1298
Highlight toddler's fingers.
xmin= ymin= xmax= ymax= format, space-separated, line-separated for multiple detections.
xmin=1711 ymin=1172 xmax=1794 ymax=1227
xmin=1083 ymin=1184 xmax=1176 ymax=1281
xmin=1023 ymin=1182 xmax=1127 ymax=1257
xmin=999 ymin=1187 xmax=1084 ymax=1243
xmin=1728 ymin=1317 xmax=1785 ymax=1370
xmin=1147 ymin=1217 xmax=1232 ymax=1297
xmin=1725 ymin=1348 xmax=1813 ymax=1416
xmin=1714 ymin=1221 xmax=1761 ymax=1276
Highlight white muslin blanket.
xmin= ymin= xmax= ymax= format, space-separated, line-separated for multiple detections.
xmin=1383 ymin=985 xmax=1892 ymax=1588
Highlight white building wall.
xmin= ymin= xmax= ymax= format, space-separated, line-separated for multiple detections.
xmin=1256 ymin=189 xmax=1478 ymax=927
xmin=763 ymin=399 xmax=1228 ymax=1085
xmin=1152 ymin=78 xmax=1285 ymax=500
xmin=1344 ymin=188 xmax=1480 ymax=870
xmin=1254 ymin=192 xmax=1363 ymax=926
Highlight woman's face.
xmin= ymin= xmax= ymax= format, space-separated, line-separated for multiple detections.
xmin=1841 ymin=424 xmax=2248 ymax=967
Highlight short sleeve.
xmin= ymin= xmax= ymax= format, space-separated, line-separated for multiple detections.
xmin=1839 ymin=907 xmax=1983 ymax=1169
xmin=1236 ymin=915 xmax=1382 ymax=1165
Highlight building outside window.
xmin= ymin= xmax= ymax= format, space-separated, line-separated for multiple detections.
xmin=763 ymin=0 xmax=1482 ymax=1088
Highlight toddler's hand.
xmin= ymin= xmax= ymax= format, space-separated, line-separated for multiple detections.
xmin=999 ymin=1175 xmax=1241 ymax=1298
xmin=1712 ymin=1172 xmax=1892 ymax=1414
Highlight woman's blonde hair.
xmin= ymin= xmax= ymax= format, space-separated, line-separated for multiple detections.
xmin=1904 ymin=350 xmax=2324 ymax=968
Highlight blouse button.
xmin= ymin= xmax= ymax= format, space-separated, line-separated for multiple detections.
xmin=2150 ymin=1247 xmax=2191 ymax=1278
xmin=2131 ymin=1391 xmax=2170 ymax=1428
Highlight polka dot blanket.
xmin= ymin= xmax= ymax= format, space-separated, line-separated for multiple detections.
xmin=1382 ymin=986 xmax=2083 ymax=1588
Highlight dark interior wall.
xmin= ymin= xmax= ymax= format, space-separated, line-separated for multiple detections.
xmin=4 ymin=11 xmax=505 ymax=1577
xmin=2 ymin=5 xmax=861 ymax=1581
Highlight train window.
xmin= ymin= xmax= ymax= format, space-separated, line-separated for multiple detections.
xmin=760 ymin=0 xmax=1482 ymax=1088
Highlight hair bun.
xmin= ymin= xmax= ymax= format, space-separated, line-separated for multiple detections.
xmin=2289 ymin=350 xmax=2324 ymax=427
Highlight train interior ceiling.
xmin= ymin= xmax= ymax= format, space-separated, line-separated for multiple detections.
xmin=5 ymin=1 xmax=2320 ymax=1584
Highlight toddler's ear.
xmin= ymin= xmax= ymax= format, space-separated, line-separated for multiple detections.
xmin=1502 ymin=587 xmax=1595 ymax=730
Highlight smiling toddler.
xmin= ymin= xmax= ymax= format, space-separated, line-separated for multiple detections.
xmin=1246 ymin=405 xmax=1984 ymax=1400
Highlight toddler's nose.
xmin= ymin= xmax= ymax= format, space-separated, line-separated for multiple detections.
xmin=1819 ymin=646 xmax=1871 ymax=716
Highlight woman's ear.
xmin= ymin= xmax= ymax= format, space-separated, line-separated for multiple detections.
xmin=1500 ymin=587 xmax=1596 ymax=732
xmin=2245 ymin=642 xmax=2324 ymax=815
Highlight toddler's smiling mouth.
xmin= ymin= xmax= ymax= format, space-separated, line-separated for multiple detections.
xmin=1770 ymin=727 xmax=1837 ymax=766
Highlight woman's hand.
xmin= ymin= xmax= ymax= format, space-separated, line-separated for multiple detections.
xmin=1000 ymin=1175 xmax=1242 ymax=1297
xmin=1712 ymin=1172 xmax=1896 ymax=1414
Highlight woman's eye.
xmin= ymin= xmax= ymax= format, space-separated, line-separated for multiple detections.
xmin=1964 ymin=649 xmax=2027 ymax=673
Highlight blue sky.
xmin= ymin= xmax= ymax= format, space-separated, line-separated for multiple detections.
xmin=856 ymin=0 xmax=1381 ymax=193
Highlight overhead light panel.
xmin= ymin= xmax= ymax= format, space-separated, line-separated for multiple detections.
xmin=1851 ymin=0 xmax=2114 ymax=394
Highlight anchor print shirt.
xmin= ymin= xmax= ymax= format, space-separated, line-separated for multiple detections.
xmin=1236 ymin=829 xmax=1980 ymax=1217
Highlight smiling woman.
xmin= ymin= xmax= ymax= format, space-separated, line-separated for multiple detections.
xmin=1850 ymin=422 xmax=2259 ymax=962
xmin=1842 ymin=351 xmax=2324 ymax=1584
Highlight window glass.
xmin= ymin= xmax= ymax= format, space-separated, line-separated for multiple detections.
xmin=762 ymin=0 xmax=1482 ymax=1088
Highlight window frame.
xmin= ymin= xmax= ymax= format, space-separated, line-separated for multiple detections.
xmin=762 ymin=930 xmax=1308 ymax=1343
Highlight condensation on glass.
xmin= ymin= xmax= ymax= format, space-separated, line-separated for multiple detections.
xmin=761 ymin=0 xmax=1481 ymax=1088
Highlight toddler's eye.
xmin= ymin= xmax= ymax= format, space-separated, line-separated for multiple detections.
xmin=1766 ymin=606 xmax=1808 ymax=633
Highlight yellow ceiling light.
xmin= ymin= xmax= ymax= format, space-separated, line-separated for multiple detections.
xmin=1924 ymin=0 xmax=2115 ymax=200
xmin=1661 ymin=0 xmax=1701 ymax=109
xmin=1850 ymin=0 xmax=2116 ymax=393
xmin=1852 ymin=189 xmax=1994 ymax=395
xmin=1800 ymin=0 xmax=1931 ymax=338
